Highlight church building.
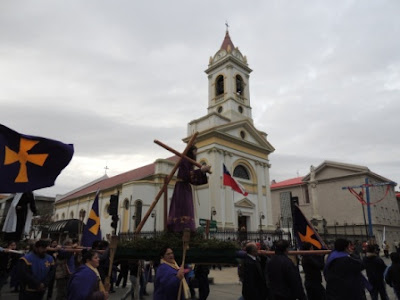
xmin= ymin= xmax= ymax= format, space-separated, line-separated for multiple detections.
xmin=54 ymin=30 xmax=275 ymax=237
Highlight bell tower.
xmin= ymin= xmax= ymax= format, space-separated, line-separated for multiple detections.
xmin=205 ymin=29 xmax=253 ymax=123
xmin=185 ymin=29 xmax=275 ymax=231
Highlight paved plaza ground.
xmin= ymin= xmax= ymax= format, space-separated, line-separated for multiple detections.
xmin=1 ymin=257 xmax=397 ymax=300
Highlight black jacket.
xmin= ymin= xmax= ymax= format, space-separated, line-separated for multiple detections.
xmin=325 ymin=254 xmax=365 ymax=300
xmin=242 ymin=255 xmax=268 ymax=300
xmin=302 ymin=254 xmax=324 ymax=286
xmin=363 ymin=254 xmax=387 ymax=287
xmin=386 ymin=262 xmax=400 ymax=291
xmin=267 ymin=253 xmax=307 ymax=300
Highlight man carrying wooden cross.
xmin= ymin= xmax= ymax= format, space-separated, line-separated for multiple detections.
xmin=135 ymin=133 xmax=212 ymax=234
xmin=167 ymin=145 xmax=211 ymax=232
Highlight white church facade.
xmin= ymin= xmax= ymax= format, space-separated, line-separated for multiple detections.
xmin=54 ymin=30 xmax=275 ymax=238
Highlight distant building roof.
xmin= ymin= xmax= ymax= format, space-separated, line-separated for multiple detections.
xmin=271 ymin=177 xmax=305 ymax=189
xmin=57 ymin=156 xmax=179 ymax=203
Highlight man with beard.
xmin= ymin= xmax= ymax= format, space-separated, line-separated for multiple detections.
xmin=18 ymin=240 xmax=55 ymax=300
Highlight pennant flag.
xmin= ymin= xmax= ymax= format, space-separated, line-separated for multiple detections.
xmin=223 ymin=164 xmax=248 ymax=196
xmin=293 ymin=204 xmax=327 ymax=250
xmin=0 ymin=124 xmax=74 ymax=193
xmin=81 ymin=191 xmax=102 ymax=247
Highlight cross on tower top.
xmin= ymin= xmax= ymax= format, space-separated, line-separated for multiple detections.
xmin=225 ymin=21 xmax=229 ymax=32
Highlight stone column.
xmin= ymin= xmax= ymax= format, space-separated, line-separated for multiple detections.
xmin=309 ymin=165 xmax=320 ymax=219
xmin=264 ymin=162 xmax=274 ymax=229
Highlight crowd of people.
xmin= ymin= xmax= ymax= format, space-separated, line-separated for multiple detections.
xmin=2 ymin=236 xmax=400 ymax=300
xmin=0 ymin=238 xmax=211 ymax=300
xmin=237 ymin=238 xmax=400 ymax=300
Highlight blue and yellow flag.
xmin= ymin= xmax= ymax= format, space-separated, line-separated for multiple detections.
xmin=81 ymin=191 xmax=102 ymax=247
xmin=293 ymin=204 xmax=327 ymax=250
xmin=0 ymin=124 xmax=74 ymax=193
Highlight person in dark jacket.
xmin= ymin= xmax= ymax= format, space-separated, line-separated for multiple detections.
xmin=363 ymin=244 xmax=389 ymax=300
xmin=0 ymin=241 xmax=19 ymax=296
xmin=241 ymin=242 xmax=268 ymax=300
xmin=267 ymin=240 xmax=306 ymax=300
xmin=121 ymin=260 xmax=140 ymax=300
xmin=116 ymin=260 xmax=129 ymax=288
xmin=301 ymin=242 xmax=326 ymax=300
xmin=194 ymin=264 xmax=210 ymax=300
xmin=385 ymin=252 xmax=400 ymax=299
xmin=325 ymin=238 xmax=366 ymax=300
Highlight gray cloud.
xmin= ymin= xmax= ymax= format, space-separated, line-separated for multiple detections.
xmin=1 ymin=1 xmax=399 ymax=196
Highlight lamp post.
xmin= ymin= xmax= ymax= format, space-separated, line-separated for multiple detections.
xmin=79 ymin=210 xmax=86 ymax=242
xmin=287 ymin=217 xmax=292 ymax=246
xmin=259 ymin=212 xmax=265 ymax=231
xmin=334 ymin=221 xmax=338 ymax=238
xmin=211 ymin=207 xmax=217 ymax=221
xmin=151 ymin=211 xmax=156 ymax=235
xmin=259 ymin=212 xmax=265 ymax=242
xmin=132 ymin=214 xmax=136 ymax=233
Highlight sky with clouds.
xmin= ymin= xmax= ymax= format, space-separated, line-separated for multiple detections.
xmin=1 ymin=0 xmax=399 ymax=197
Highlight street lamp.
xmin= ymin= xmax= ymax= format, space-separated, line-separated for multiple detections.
xmin=211 ymin=207 xmax=217 ymax=221
xmin=132 ymin=214 xmax=136 ymax=232
xmin=334 ymin=220 xmax=338 ymax=238
xmin=151 ymin=211 xmax=157 ymax=234
xmin=259 ymin=212 xmax=265 ymax=231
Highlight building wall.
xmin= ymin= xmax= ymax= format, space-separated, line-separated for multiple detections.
xmin=271 ymin=163 xmax=400 ymax=249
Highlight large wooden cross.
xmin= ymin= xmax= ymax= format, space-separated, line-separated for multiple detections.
xmin=135 ymin=132 xmax=211 ymax=233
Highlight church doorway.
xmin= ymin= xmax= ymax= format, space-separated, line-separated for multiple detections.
xmin=238 ymin=215 xmax=248 ymax=231
xmin=238 ymin=215 xmax=248 ymax=242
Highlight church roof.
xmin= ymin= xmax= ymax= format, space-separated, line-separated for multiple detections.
xmin=220 ymin=30 xmax=235 ymax=51
xmin=57 ymin=156 xmax=179 ymax=203
xmin=270 ymin=177 xmax=305 ymax=189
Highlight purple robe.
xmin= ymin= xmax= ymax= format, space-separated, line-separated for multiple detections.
xmin=67 ymin=264 xmax=99 ymax=300
xmin=167 ymin=159 xmax=208 ymax=232
xmin=153 ymin=263 xmax=184 ymax=300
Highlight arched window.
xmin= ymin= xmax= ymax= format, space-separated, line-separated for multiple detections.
xmin=134 ymin=201 xmax=143 ymax=228
xmin=216 ymin=75 xmax=224 ymax=96
xmin=70 ymin=211 xmax=74 ymax=219
xmin=233 ymin=165 xmax=250 ymax=180
xmin=236 ymin=75 xmax=244 ymax=95
xmin=79 ymin=209 xmax=86 ymax=221
xmin=61 ymin=213 xmax=65 ymax=220
xmin=124 ymin=199 xmax=129 ymax=210
xmin=104 ymin=204 xmax=110 ymax=217
xmin=55 ymin=214 xmax=59 ymax=221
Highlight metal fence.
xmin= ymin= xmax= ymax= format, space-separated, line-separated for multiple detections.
xmin=118 ymin=229 xmax=373 ymax=250
xmin=118 ymin=229 xmax=292 ymax=245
